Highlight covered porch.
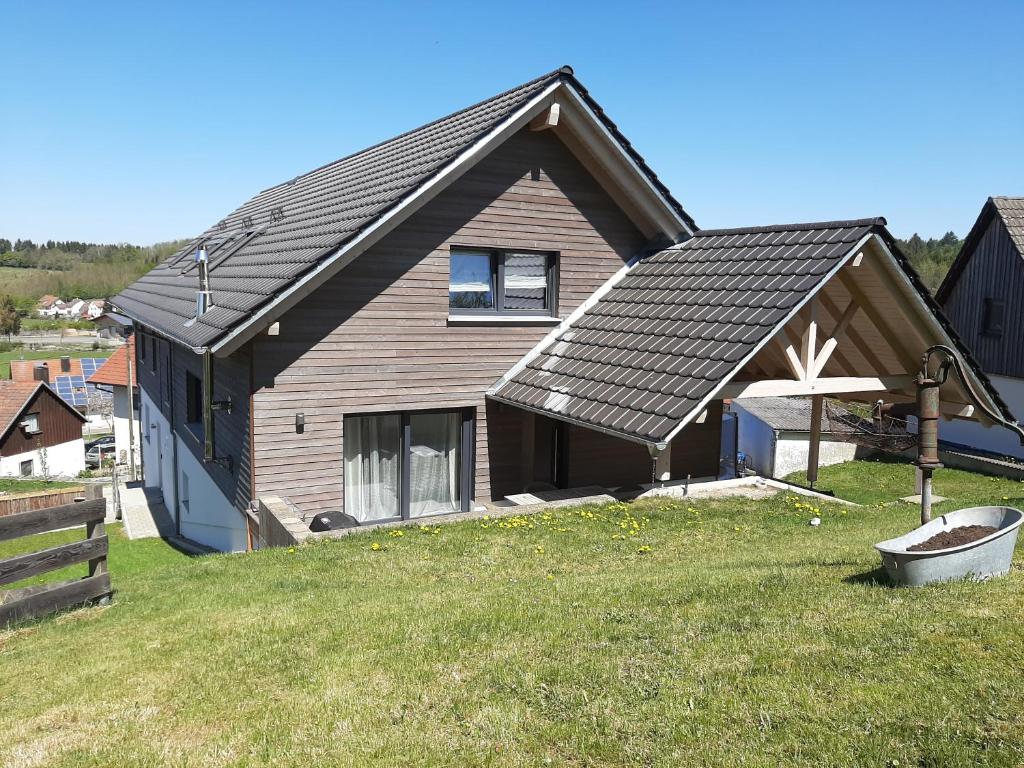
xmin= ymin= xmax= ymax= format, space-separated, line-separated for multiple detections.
xmin=488 ymin=218 xmax=1014 ymax=499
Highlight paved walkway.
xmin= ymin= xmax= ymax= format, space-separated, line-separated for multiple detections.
xmin=118 ymin=482 xmax=175 ymax=539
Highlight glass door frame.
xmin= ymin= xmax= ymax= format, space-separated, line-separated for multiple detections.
xmin=344 ymin=407 xmax=475 ymax=523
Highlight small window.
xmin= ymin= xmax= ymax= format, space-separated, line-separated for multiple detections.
xmin=186 ymin=371 xmax=203 ymax=426
xmin=19 ymin=459 xmax=33 ymax=477
xmin=982 ymin=298 xmax=1005 ymax=337
xmin=449 ymin=249 xmax=556 ymax=316
xmin=181 ymin=471 xmax=190 ymax=514
xmin=21 ymin=413 xmax=39 ymax=433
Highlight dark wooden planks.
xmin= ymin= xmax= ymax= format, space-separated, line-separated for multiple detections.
xmin=0 ymin=498 xmax=104 ymax=543
xmin=0 ymin=573 xmax=111 ymax=625
xmin=0 ymin=536 xmax=107 ymax=585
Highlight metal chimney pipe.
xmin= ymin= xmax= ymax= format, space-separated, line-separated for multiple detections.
xmin=196 ymin=246 xmax=212 ymax=317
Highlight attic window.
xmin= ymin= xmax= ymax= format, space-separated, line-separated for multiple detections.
xmin=21 ymin=413 xmax=39 ymax=434
xmin=982 ymin=298 xmax=1005 ymax=337
xmin=449 ymin=249 xmax=557 ymax=316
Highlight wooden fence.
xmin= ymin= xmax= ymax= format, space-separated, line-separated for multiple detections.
xmin=0 ymin=498 xmax=111 ymax=626
xmin=0 ymin=485 xmax=104 ymax=518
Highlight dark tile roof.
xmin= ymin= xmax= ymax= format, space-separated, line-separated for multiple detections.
xmin=114 ymin=67 xmax=695 ymax=349
xmin=490 ymin=219 xmax=886 ymax=444
xmin=936 ymin=196 xmax=1024 ymax=303
xmin=993 ymin=196 xmax=1024 ymax=254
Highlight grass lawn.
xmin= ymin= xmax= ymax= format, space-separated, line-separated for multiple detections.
xmin=2 ymin=460 xmax=1024 ymax=766
xmin=0 ymin=477 xmax=77 ymax=494
xmin=0 ymin=346 xmax=111 ymax=378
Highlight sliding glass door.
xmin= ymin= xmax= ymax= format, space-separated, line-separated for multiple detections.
xmin=344 ymin=409 xmax=472 ymax=523
xmin=343 ymin=414 xmax=402 ymax=523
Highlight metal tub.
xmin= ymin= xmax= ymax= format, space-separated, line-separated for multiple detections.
xmin=875 ymin=506 xmax=1022 ymax=586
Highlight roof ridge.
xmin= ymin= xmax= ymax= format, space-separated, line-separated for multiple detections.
xmin=692 ymin=217 xmax=885 ymax=238
xmin=258 ymin=67 xmax=569 ymax=195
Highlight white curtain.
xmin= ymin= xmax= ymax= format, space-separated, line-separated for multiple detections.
xmin=409 ymin=412 xmax=461 ymax=518
xmin=344 ymin=415 xmax=401 ymax=522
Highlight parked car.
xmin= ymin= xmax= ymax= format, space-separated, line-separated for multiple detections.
xmin=85 ymin=435 xmax=115 ymax=452
xmin=85 ymin=443 xmax=117 ymax=468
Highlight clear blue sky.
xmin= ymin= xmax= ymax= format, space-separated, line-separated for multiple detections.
xmin=2 ymin=0 xmax=1021 ymax=244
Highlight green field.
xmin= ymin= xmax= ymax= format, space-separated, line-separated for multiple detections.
xmin=0 ymin=346 xmax=110 ymax=378
xmin=2 ymin=460 xmax=1024 ymax=766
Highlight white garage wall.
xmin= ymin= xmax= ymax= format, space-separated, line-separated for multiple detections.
xmin=734 ymin=407 xmax=777 ymax=476
xmin=774 ymin=434 xmax=859 ymax=479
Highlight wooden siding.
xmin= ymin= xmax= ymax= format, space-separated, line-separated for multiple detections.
xmin=942 ymin=216 xmax=1024 ymax=379
xmin=0 ymin=387 xmax=83 ymax=457
xmin=251 ymin=128 xmax=650 ymax=515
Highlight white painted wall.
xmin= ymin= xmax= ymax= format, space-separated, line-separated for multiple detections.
xmin=140 ymin=388 xmax=176 ymax=513
xmin=774 ymin=434 xmax=858 ymax=478
xmin=139 ymin=387 xmax=246 ymax=552
xmin=734 ymin=406 xmax=777 ymax=476
xmin=175 ymin=434 xmax=247 ymax=552
xmin=935 ymin=374 xmax=1024 ymax=460
xmin=0 ymin=438 xmax=86 ymax=478
xmin=111 ymin=386 xmax=141 ymax=469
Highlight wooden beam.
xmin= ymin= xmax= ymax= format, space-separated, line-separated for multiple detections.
xmin=800 ymin=299 xmax=818 ymax=379
xmin=529 ymin=102 xmax=560 ymax=131
xmin=807 ymin=394 xmax=823 ymax=486
xmin=809 ymin=298 xmax=860 ymax=379
xmin=818 ymin=291 xmax=887 ymax=375
xmin=777 ymin=327 xmax=807 ymax=380
xmin=720 ymin=375 xmax=915 ymax=400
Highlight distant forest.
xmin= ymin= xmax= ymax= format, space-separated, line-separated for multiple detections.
xmin=0 ymin=237 xmax=187 ymax=312
xmin=0 ymin=230 xmax=961 ymax=311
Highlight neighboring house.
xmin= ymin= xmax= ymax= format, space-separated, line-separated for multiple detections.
xmin=52 ymin=299 xmax=84 ymax=318
xmin=936 ymin=197 xmax=1024 ymax=460
xmin=731 ymin=397 xmax=871 ymax=478
xmin=81 ymin=299 xmax=106 ymax=319
xmin=93 ymin=312 xmax=133 ymax=339
xmin=87 ymin=338 xmax=139 ymax=469
xmin=10 ymin=358 xmax=113 ymax=429
xmin=0 ymin=380 xmax=86 ymax=478
xmin=111 ymin=66 xmax=1010 ymax=553
xmin=36 ymin=295 xmax=60 ymax=317
xmin=38 ymin=298 xmax=67 ymax=318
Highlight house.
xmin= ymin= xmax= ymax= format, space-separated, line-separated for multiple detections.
xmin=935 ymin=197 xmax=1024 ymax=459
xmin=0 ymin=380 xmax=86 ymax=478
xmin=38 ymin=298 xmax=67 ymax=318
xmin=730 ymin=397 xmax=873 ymax=478
xmin=36 ymin=295 xmax=60 ymax=317
xmin=10 ymin=357 xmax=113 ymax=431
xmin=81 ymin=299 xmax=106 ymax=320
xmin=92 ymin=311 xmax=133 ymax=339
xmin=87 ymin=338 xmax=139 ymax=470
xmin=111 ymin=66 xmax=1012 ymax=553
xmin=56 ymin=299 xmax=84 ymax=318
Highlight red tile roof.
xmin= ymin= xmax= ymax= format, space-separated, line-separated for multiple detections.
xmin=10 ymin=357 xmax=87 ymax=382
xmin=0 ymin=381 xmax=44 ymax=433
xmin=87 ymin=337 xmax=136 ymax=387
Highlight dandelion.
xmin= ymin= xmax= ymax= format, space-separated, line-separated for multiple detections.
xmin=388 ymin=529 xmax=405 ymax=538
xmin=370 ymin=542 xmax=383 ymax=551
xmin=637 ymin=545 xmax=652 ymax=554
xmin=535 ymin=545 xmax=545 ymax=555
xmin=287 ymin=547 xmax=295 ymax=554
